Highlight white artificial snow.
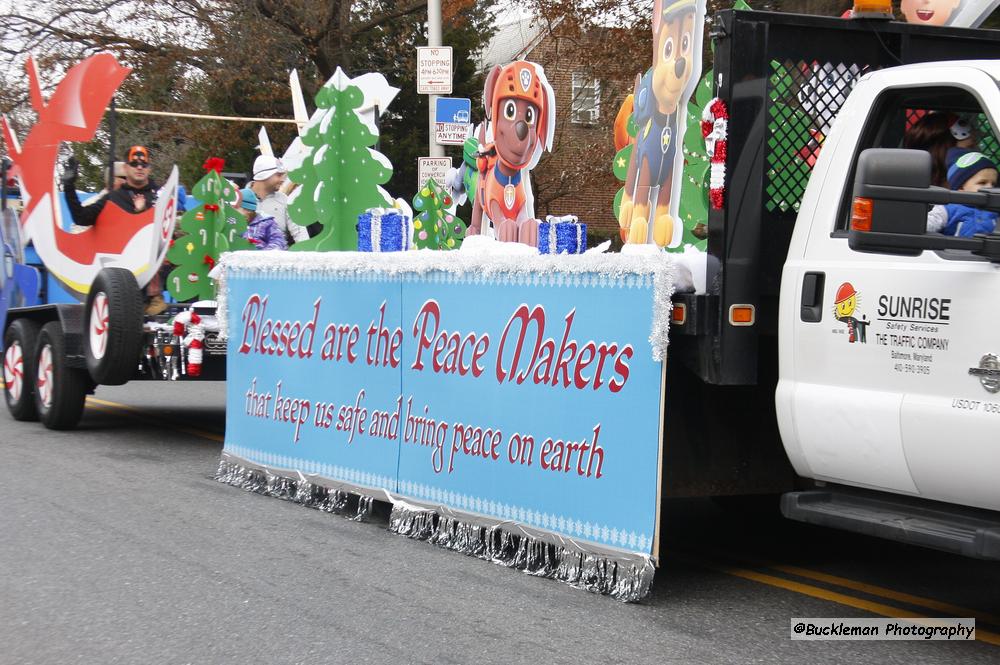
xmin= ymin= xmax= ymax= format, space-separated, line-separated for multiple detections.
xmin=312 ymin=144 xmax=329 ymax=166
xmin=672 ymin=245 xmax=708 ymax=295
xmin=215 ymin=247 xmax=688 ymax=362
xmin=586 ymin=240 xmax=612 ymax=254
xmin=318 ymin=107 xmax=337 ymax=136
xmin=368 ymin=148 xmax=393 ymax=170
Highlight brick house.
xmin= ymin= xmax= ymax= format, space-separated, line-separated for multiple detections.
xmin=477 ymin=16 xmax=637 ymax=242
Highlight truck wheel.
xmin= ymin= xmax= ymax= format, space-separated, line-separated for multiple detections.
xmin=34 ymin=322 xmax=88 ymax=430
xmin=3 ymin=318 xmax=41 ymax=421
xmin=84 ymin=268 xmax=143 ymax=385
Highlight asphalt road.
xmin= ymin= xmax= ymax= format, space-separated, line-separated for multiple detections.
xmin=1 ymin=381 xmax=998 ymax=664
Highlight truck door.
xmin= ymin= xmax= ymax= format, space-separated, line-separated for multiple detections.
xmin=777 ymin=69 xmax=1000 ymax=511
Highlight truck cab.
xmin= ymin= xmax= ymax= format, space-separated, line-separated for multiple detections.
xmin=660 ymin=11 xmax=1000 ymax=557
xmin=777 ymin=62 xmax=1000 ymax=555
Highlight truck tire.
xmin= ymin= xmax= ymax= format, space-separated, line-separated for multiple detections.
xmin=84 ymin=268 xmax=143 ymax=385
xmin=34 ymin=321 xmax=88 ymax=430
xmin=3 ymin=318 xmax=41 ymax=421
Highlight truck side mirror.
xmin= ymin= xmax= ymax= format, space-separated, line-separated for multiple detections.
xmin=848 ymin=148 xmax=1000 ymax=261
xmin=852 ymin=148 xmax=931 ymax=234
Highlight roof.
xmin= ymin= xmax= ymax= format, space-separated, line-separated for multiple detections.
xmin=477 ymin=15 xmax=558 ymax=71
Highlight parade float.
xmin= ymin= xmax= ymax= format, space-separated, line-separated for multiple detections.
xmin=210 ymin=52 xmax=690 ymax=600
xmin=7 ymin=0 xmax=1000 ymax=602
xmin=211 ymin=0 xmax=1000 ymax=599
xmin=0 ymin=54 xmax=228 ymax=430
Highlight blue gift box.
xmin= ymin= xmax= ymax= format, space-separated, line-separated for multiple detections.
xmin=538 ymin=215 xmax=586 ymax=255
xmin=357 ymin=208 xmax=411 ymax=252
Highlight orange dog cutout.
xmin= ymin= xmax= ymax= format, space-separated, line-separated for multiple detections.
xmin=1 ymin=53 xmax=177 ymax=298
xmin=469 ymin=61 xmax=556 ymax=247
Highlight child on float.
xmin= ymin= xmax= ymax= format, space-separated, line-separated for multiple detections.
xmin=238 ymin=187 xmax=287 ymax=250
xmin=927 ymin=148 xmax=999 ymax=237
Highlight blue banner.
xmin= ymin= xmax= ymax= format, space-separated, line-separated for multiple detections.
xmin=224 ymin=264 xmax=664 ymax=556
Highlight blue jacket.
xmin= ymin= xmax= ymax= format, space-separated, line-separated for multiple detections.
xmin=942 ymin=203 xmax=998 ymax=237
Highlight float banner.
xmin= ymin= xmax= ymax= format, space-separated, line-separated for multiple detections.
xmin=219 ymin=251 xmax=676 ymax=596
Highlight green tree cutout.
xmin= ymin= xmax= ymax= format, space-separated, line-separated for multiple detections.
xmin=412 ymin=178 xmax=467 ymax=250
xmin=165 ymin=167 xmax=251 ymax=301
xmin=289 ymin=68 xmax=394 ymax=252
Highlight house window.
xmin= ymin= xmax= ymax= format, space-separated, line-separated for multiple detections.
xmin=571 ymin=73 xmax=600 ymax=125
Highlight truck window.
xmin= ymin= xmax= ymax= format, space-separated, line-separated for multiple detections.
xmin=833 ymin=87 xmax=1000 ymax=233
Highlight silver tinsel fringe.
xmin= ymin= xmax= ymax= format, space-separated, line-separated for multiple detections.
xmin=215 ymin=459 xmax=655 ymax=602
xmin=216 ymin=459 xmax=354 ymax=517
xmin=389 ymin=504 xmax=654 ymax=602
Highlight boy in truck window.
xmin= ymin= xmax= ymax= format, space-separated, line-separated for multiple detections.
xmin=927 ymin=149 xmax=998 ymax=236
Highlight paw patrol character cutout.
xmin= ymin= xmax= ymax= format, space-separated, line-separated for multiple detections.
xmin=834 ymin=282 xmax=869 ymax=344
xmin=619 ymin=0 xmax=706 ymax=248
xmin=468 ymin=61 xmax=556 ymax=247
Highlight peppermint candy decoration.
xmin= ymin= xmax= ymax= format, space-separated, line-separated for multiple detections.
xmin=701 ymin=97 xmax=729 ymax=210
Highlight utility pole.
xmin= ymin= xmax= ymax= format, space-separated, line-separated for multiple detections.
xmin=427 ymin=0 xmax=444 ymax=158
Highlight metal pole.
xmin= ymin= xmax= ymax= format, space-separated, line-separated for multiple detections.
xmin=108 ymin=97 xmax=117 ymax=192
xmin=427 ymin=0 xmax=444 ymax=158
xmin=1 ymin=157 xmax=8 ymax=211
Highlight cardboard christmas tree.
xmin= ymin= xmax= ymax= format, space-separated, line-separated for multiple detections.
xmin=412 ymin=178 xmax=466 ymax=250
xmin=288 ymin=68 xmax=395 ymax=252
xmin=165 ymin=159 xmax=251 ymax=301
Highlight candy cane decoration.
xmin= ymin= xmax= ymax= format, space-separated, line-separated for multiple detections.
xmin=172 ymin=309 xmax=205 ymax=377
xmin=701 ymin=98 xmax=729 ymax=210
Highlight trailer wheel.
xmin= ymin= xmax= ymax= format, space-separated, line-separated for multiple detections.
xmin=34 ymin=322 xmax=88 ymax=430
xmin=3 ymin=318 xmax=41 ymax=421
xmin=84 ymin=268 xmax=143 ymax=385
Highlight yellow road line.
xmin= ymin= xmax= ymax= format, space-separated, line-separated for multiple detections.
xmin=85 ymin=396 xmax=224 ymax=442
xmin=673 ymin=554 xmax=1000 ymax=646
xmin=773 ymin=564 xmax=1000 ymax=628
xmin=676 ymin=545 xmax=1000 ymax=631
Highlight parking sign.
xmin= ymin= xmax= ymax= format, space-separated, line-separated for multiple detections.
xmin=434 ymin=97 xmax=472 ymax=146
xmin=417 ymin=157 xmax=452 ymax=189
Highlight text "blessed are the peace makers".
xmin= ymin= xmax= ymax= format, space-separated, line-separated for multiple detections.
xmin=237 ymin=294 xmax=635 ymax=393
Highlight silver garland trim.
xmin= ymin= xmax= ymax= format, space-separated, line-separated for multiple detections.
xmin=215 ymin=458 xmax=654 ymax=602
xmin=389 ymin=503 xmax=654 ymax=602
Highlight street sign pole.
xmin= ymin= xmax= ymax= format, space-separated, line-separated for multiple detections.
xmin=427 ymin=0 xmax=444 ymax=158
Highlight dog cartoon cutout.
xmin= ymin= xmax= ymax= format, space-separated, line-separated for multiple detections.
xmin=619 ymin=0 xmax=706 ymax=248
xmin=468 ymin=61 xmax=556 ymax=246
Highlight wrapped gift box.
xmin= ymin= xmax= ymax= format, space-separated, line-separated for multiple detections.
xmin=538 ymin=215 xmax=586 ymax=255
xmin=357 ymin=208 xmax=411 ymax=252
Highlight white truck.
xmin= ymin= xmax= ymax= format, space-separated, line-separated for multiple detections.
xmin=664 ymin=10 xmax=1000 ymax=559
